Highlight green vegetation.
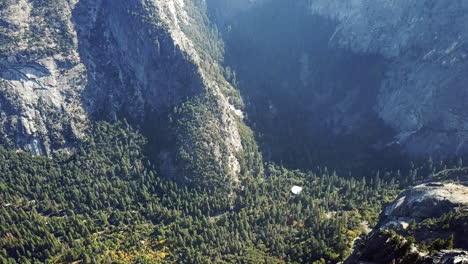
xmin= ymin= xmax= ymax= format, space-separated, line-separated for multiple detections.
xmin=0 ymin=121 xmax=414 ymax=263
xmin=360 ymin=214 xmax=464 ymax=264
xmin=173 ymin=95 xmax=237 ymax=189
xmin=414 ymin=211 xmax=467 ymax=253
xmin=1 ymin=121 xmax=465 ymax=263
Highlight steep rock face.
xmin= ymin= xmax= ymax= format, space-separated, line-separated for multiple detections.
xmin=308 ymin=0 xmax=468 ymax=156
xmin=203 ymin=0 xmax=468 ymax=171
xmin=73 ymin=0 xmax=205 ymax=119
xmin=0 ymin=0 xmax=262 ymax=188
xmin=0 ymin=0 xmax=88 ymax=155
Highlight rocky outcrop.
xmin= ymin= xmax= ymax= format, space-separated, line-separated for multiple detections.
xmin=425 ymin=250 xmax=468 ymax=264
xmin=382 ymin=182 xmax=468 ymax=225
xmin=345 ymin=177 xmax=468 ymax=264
xmin=346 ymin=231 xmax=468 ymax=264
xmin=429 ymin=250 xmax=468 ymax=264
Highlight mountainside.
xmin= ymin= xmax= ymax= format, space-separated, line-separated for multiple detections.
xmin=208 ymin=0 xmax=468 ymax=169
xmin=308 ymin=0 xmax=468 ymax=156
xmin=1 ymin=0 xmax=467 ymax=174
xmin=0 ymin=0 xmax=467 ymax=263
xmin=0 ymin=0 xmax=262 ymax=189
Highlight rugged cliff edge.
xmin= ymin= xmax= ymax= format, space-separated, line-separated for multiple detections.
xmin=345 ymin=170 xmax=468 ymax=264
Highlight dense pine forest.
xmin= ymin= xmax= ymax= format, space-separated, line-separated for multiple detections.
xmin=0 ymin=121 xmax=462 ymax=263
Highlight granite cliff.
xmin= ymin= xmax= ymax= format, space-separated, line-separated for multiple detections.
xmin=308 ymin=0 xmax=468 ymax=156
xmin=345 ymin=169 xmax=468 ymax=264
xmin=0 ymin=0 xmax=262 ymax=188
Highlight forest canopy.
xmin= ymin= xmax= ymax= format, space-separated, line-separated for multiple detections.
xmin=0 ymin=121 xmax=462 ymax=263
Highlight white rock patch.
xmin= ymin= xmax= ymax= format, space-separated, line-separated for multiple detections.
xmin=291 ymin=186 xmax=303 ymax=195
